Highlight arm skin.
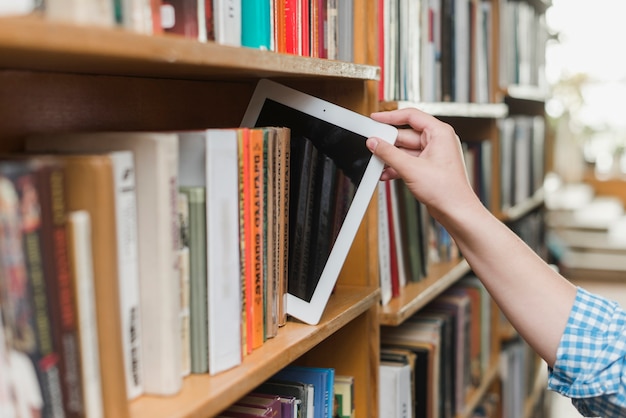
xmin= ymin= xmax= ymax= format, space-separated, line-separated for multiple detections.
xmin=366 ymin=108 xmax=577 ymax=367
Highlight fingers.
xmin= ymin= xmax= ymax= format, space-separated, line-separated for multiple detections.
xmin=371 ymin=107 xmax=440 ymax=132
xmin=366 ymin=137 xmax=416 ymax=181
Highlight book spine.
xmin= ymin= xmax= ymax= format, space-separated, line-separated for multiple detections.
xmin=161 ymin=0 xmax=199 ymax=38
xmin=110 ymin=151 xmax=144 ymax=399
xmin=241 ymin=0 xmax=271 ymax=49
xmin=67 ymin=211 xmax=104 ymax=418
xmin=206 ymin=129 xmax=242 ymax=375
xmin=377 ymin=185 xmax=392 ymax=305
xmin=203 ymin=0 xmax=215 ymax=41
xmin=263 ymin=128 xmax=278 ymax=340
xmin=180 ymin=187 xmax=208 ymax=374
xmin=177 ymin=192 xmax=191 ymax=377
xmin=272 ymin=0 xmax=286 ymax=52
xmin=276 ymin=128 xmax=290 ymax=327
xmin=237 ymin=129 xmax=249 ymax=357
xmin=17 ymin=171 xmax=66 ymax=418
xmin=384 ymin=181 xmax=400 ymax=298
xmin=49 ymin=166 xmax=86 ymax=417
xmin=284 ymin=0 xmax=299 ymax=54
xmin=213 ymin=0 xmax=241 ymax=46
xmin=249 ymin=128 xmax=265 ymax=350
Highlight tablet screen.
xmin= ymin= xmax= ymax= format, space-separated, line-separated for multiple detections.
xmin=255 ymin=98 xmax=371 ymax=301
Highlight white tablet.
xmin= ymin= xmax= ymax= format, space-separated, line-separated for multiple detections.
xmin=241 ymin=79 xmax=397 ymax=325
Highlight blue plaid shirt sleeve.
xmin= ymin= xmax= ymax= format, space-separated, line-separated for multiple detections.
xmin=548 ymin=287 xmax=626 ymax=417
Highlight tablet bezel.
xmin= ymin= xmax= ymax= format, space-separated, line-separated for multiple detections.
xmin=241 ymin=78 xmax=397 ymax=325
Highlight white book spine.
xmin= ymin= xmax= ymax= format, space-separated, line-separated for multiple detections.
xmin=122 ymin=0 xmax=154 ymax=34
xmin=377 ymin=185 xmax=392 ymax=306
xmin=145 ymin=137 xmax=183 ymax=393
xmin=68 ymin=211 xmax=104 ymax=418
xmin=205 ymin=129 xmax=242 ymax=375
xmin=109 ymin=150 xmax=144 ymax=400
xmin=45 ymin=0 xmax=115 ymax=26
xmin=213 ymin=0 xmax=241 ymax=46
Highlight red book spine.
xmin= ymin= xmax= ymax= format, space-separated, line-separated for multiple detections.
xmin=284 ymin=0 xmax=299 ymax=54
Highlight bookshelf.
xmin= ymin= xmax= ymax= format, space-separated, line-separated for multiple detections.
xmin=377 ymin=0 xmax=550 ymax=416
xmin=0 ymin=7 xmax=382 ymax=418
xmin=0 ymin=0 xmax=551 ymax=416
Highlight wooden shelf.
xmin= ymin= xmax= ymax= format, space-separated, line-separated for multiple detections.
xmin=380 ymin=101 xmax=508 ymax=119
xmin=500 ymin=189 xmax=545 ymax=222
xmin=130 ymin=285 xmax=380 ymax=418
xmin=0 ymin=16 xmax=379 ymax=82
xmin=379 ymin=259 xmax=471 ymax=326
xmin=505 ymin=85 xmax=548 ymax=103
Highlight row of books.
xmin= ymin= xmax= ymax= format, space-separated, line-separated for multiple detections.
xmin=498 ymin=0 xmax=548 ymax=91
xmin=499 ymin=337 xmax=544 ymax=418
xmin=219 ymin=366 xmax=355 ymax=418
xmin=378 ymin=0 xmax=495 ymax=103
xmin=377 ymin=179 xmax=461 ymax=306
xmin=379 ymin=275 xmax=492 ymax=418
xmin=0 ymin=123 xmax=359 ymax=417
xmin=499 ymin=115 xmax=546 ymax=212
xmin=0 ymin=0 xmax=354 ymax=61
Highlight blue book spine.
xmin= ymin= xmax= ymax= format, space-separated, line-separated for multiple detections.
xmin=241 ymin=0 xmax=271 ymax=49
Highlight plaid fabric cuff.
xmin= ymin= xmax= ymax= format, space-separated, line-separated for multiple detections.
xmin=547 ymin=287 xmax=626 ymax=417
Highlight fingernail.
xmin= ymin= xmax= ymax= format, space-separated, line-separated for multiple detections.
xmin=366 ymin=137 xmax=379 ymax=152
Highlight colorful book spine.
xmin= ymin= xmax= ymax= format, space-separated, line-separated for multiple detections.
xmin=249 ymin=128 xmax=265 ymax=350
xmin=241 ymin=0 xmax=271 ymax=49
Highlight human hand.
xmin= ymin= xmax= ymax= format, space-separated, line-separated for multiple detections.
xmin=366 ymin=108 xmax=481 ymax=221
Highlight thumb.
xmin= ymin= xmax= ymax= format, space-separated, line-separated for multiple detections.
xmin=366 ymin=137 xmax=413 ymax=179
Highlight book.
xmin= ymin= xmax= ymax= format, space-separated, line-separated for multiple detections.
xmin=262 ymin=127 xmax=278 ymax=340
xmin=67 ymin=210 xmax=104 ymax=418
xmin=273 ymin=366 xmax=334 ymax=418
xmin=56 ymin=154 xmax=131 ymax=418
xmin=380 ymin=347 xmax=418 ymax=417
xmin=248 ymin=128 xmax=265 ymax=350
xmin=396 ymin=180 xmax=424 ymax=283
xmin=120 ymin=0 xmax=161 ymax=34
xmin=179 ymin=186 xmax=208 ymax=374
xmin=241 ymin=0 xmax=271 ymax=49
xmin=161 ymin=0 xmax=200 ymax=39
xmin=275 ymin=127 xmax=291 ymax=327
xmin=220 ymin=404 xmax=277 ymax=417
xmin=333 ymin=375 xmax=355 ymax=418
xmin=236 ymin=393 xmax=282 ymax=416
xmin=384 ymin=180 xmax=400 ymax=298
xmin=377 ymin=184 xmax=393 ymax=306
xmin=177 ymin=191 xmax=191 ymax=377
xmin=0 ymin=160 xmax=65 ymax=418
xmin=254 ymin=379 xmax=308 ymax=418
xmin=382 ymin=317 xmax=445 ymax=418
xmin=27 ymin=131 xmax=182 ymax=396
xmin=213 ymin=0 xmax=241 ymax=46
xmin=178 ymin=129 xmax=242 ymax=375
xmin=456 ymin=276 xmax=491 ymax=380
xmin=379 ymin=360 xmax=412 ymax=418
xmin=45 ymin=0 xmax=115 ymax=26
xmin=288 ymin=137 xmax=319 ymax=301
xmin=17 ymin=155 xmax=86 ymax=416
xmin=108 ymin=150 xmax=143 ymax=399
xmin=0 ymin=0 xmax=44 ymax=15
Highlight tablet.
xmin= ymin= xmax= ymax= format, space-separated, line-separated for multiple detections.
xmin=241 ymin=79 xmax=397 ymax=325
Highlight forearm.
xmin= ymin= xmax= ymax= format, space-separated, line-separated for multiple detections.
xmin=437 ymin=200 xmax=577 ymax=367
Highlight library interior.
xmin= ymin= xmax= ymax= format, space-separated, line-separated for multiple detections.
xmin=1 ymin=0 xmax=626 ymax=417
